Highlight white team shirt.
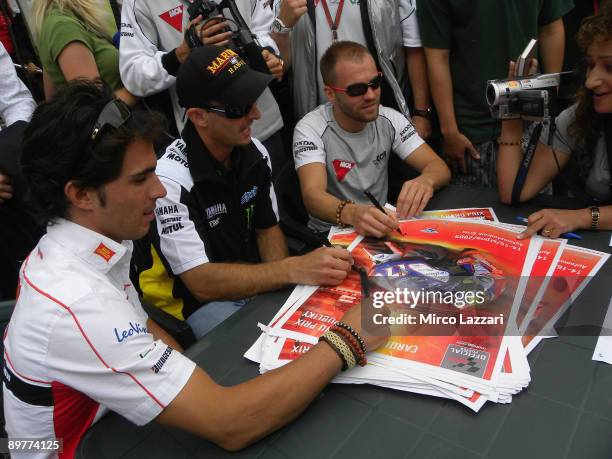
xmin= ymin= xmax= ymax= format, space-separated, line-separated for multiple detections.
xmin=3 ymin=219 xmax=196 ymax=458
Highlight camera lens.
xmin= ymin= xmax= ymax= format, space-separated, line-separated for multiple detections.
xmin=486 ymin=83 xmax=498 ymax=106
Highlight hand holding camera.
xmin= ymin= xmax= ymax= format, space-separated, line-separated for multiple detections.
xmin=184 ymin=0 xmax=270 ymax=74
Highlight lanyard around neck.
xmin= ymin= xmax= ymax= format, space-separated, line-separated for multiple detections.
xmin=320 ymin=0 xmax=345 ymax=42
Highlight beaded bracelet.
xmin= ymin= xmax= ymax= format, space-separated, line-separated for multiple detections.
xmin=331 ymin=326 xmax=367 ymax=367
xmin=334 ymin=321 xmax=367 ymax=354
xmin=332 ymin=327 xmax=366 ymax=366
xmin=497 ymin=137 xmax=521 ymax=146
xmin=320 ymin=331 xmax=356 ymax=370
xmin=336 ymin=200 xmax=353 ymax=227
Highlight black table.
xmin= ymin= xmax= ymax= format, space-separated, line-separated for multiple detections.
xmin=77 ymin=186 xmax=612 ymax=459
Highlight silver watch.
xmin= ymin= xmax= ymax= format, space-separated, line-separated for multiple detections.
xmin=270 ymin=17 xmax=291 ymax=34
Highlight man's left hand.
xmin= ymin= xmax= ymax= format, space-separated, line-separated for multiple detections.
xmin=517 ymin=208 xmax=591 ymax=239
xmin=396 ymin=176 xmax=434 ymax=219
xmin=412 ymin=116 xmax=432 ymax=140
xmin=262 ymin=49 xmax=283 ymax=81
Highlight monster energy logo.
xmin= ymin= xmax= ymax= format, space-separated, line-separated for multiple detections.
xmin=245 ymin=204 xmax=255 ymax=230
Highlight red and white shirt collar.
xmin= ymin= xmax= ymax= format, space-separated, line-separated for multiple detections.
xmin=45 ymin=218 xmax=132 ymax=274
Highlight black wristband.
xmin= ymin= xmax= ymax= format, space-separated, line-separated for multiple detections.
xmin=161 ymin=49 xmax=182 ymax=77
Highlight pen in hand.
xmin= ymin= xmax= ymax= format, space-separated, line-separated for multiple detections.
xmin=515 ymin=216 xmax=582 ymax=240
xmin=364 ymin=191 xmax=404 ymax=237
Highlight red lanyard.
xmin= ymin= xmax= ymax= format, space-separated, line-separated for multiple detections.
xmin=320 ymin=0 xmax=345 ymax=41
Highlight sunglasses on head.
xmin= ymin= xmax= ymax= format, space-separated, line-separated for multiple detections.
xmin=202 ymin=103 xmax=254 ymax=119
xmin=328 ymin=72 xmax=383 ymax=97
xmin=89 ymin=98 xmax=131 ymax=148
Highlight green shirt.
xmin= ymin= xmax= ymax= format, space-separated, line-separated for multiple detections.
xmin=417 ymin=0 xmax=574 ymax=143
xmin=39 ymin=10 xmax=120 ymax=91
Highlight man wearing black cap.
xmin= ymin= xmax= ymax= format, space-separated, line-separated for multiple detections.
xmin=137 ymin=46 xmax=352 ymax=338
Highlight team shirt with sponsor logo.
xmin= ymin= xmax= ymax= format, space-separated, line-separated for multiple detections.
xmin=293 ymin=103 xmax=424 ymax=232
xmin=137 ymin=122 xmax=280 ymax=320
xmin=2 ymin=219 xmax=196 ymax=458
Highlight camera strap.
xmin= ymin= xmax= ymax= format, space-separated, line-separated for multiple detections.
xmin=511 ymin=122 xmax=543 ymax=206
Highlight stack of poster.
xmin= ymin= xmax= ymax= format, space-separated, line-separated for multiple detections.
xmin=245 ymin=209 xmax=609 ymax=411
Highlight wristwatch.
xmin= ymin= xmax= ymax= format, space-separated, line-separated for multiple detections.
xmin=590 ymin=206 xmax=600 ymax=229
xmin=412 ymin=107 xmax=433 ymax=120
xmin=270 ymin=17 xmax=291 ymax=34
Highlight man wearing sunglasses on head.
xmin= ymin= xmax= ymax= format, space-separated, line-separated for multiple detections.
xmin=5 ymin=80 xmax=389 ymax=454
xmin=294 ymin=41 xmax=450 ymax=238
xmin=139 ymin=46 xmax=352 ymax=339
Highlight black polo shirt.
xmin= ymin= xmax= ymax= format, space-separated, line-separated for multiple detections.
xmin=134 ymin=122 xmax=279 ymax=320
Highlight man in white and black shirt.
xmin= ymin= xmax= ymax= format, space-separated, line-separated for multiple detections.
xmin=139 ymin=46 xmax=352 ymax=338
xmin=5 ymin=79 xmax=387 ymax=455
xmin=294 ymin=41 xmax=450 ymax=238
xmin=119 ymin=0 xmax=288 ymax=174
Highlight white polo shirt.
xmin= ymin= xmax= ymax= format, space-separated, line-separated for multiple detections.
xmin=3 ymin=219 xmax=196 ymax=458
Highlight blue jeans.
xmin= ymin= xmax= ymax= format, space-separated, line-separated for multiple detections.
xmin=186 ymin=297 xmax=253 ymax=339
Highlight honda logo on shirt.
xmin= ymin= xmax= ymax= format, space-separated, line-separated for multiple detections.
xmin=159 ymin=5 xmax=183 ymax=33
xmin=332 ymin=159 xmax=355 ymax=182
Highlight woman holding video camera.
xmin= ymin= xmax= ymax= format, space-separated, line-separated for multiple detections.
xmin=497 ymin=9 xmax=612 ymax=239
xmin=34 ymin=0 xmax=136 ymax=105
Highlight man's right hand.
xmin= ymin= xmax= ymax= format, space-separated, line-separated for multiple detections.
xmin=277 ymin=0 xmax=307 ymax=28
xmin=442 ymin=131 xmax=480 ymax=174
xmin=177 ymin=15 xmax=233 ymax=64
xmin=290 ymin=247 xmax=352 ymax=286
xmin=0 ymin=173 xmax=13 ymax=204
xmin=339 ymin=303 xmax=390 ymax=352
xmin=350 ymin=204 xmax=398 ymax=238
xmin=198 ymin=17 xmax=232 ymax=46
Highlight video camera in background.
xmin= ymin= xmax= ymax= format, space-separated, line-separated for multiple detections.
xmin=486 ymin=72 xmax=574 ymax=123
xmin=185 ymin=0 xmax=270 ymax=74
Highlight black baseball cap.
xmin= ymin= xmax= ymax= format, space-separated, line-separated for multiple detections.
xmin=177 ymin=46 xmax=273 ymax=108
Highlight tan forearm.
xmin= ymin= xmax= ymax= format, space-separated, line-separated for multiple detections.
xmin=424 ymin=48 xmax=457 ymax=135
xmin=257 ymin=225 xmax=290 ymax=262
xmin=182 ymin=259 xmax=294 ymax=302
xmin=497 ymin=120 xmax=525 ymax=203
xmin=219 ymin=342 xmax=342 ymax=449
xmin=163 ymin=341 xmax=342 ymax=451
xmin=114 ymin=87 xmax=139 ymax=107
xmin=302 ymin=188 xmax=348 ymax=225
xmin=270 ymin=33 xmax=291 ymax=69
xmin=419 ymin=157 xmax=451 ymax=190
xmin=405 ymin=47 xmax=431 ymax=110
xmin=538 ymin=19 xmax=565 ymax=74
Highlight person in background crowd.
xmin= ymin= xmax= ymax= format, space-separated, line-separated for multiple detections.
xmin=286 ymin=0 xmax=433 ymax=203
xmin=119 ymin=0 xmax=288 ymax=176
xmin=34 ymin=0 xmax=137 ymax=105
xmin=0 ymin=0 xmax=15 ymax=56
xmin=294 ymin=42 xmax=450 ymax=238
xmin=0 ymin=42 xmax=39 ymax=300
xmin=136 ymin=46 xmax=353 ymax=339
xmin=497 ymin=9 xmax=612 ymax=239
xmin=418 ymin=0 xmax=574 ymax=187
xmin=3 ymin=80 xmax=388 ymax=455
